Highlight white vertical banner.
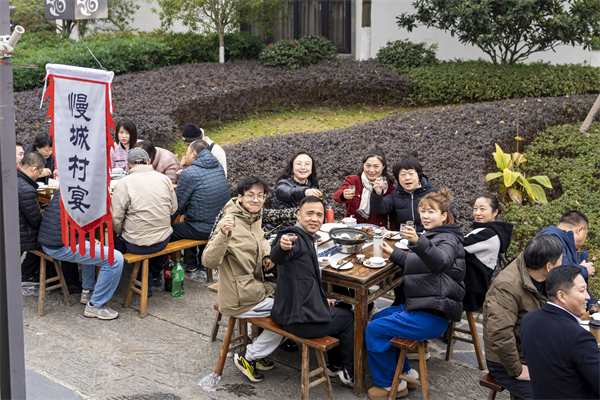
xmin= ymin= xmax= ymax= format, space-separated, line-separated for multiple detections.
xmin=42 ymin=64 xmax=116 ymax=263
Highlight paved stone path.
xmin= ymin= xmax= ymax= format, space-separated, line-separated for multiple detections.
xmin=22 ymin=265 xmax=510 ymax=400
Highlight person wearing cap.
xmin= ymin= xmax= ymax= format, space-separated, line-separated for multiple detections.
xmin=178 ymin=123 xmax=227 ymax=177
xmin=112 ymin=148 xmax=178 ymax=296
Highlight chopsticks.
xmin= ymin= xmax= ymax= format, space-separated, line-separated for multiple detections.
xmin=331 ymin=261 xmax=351 ymax=270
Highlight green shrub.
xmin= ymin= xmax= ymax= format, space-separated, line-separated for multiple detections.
xmin=259 ymin=35 xmax=338 ymax=69
xmin=376 ymin=39 xmax=438 ymax=71
xmin=406 ymin=59 xmax=600 ymax=104
xmin=13 ymin=31 xmax=265 ymax=92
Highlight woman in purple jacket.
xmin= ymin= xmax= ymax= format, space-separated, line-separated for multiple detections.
xmin=110 ymin=118 xmax=138 ymax=171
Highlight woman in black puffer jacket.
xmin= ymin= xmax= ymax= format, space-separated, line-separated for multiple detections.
xmin=273 ymin=151 xmax=322 ymax=210
xmin=366 ymin=190 xmax=465 ymax=400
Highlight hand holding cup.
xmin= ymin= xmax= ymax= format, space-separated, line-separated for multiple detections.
xmin=401 ymin=225 xmax=418 ymax=244
xmin=220 ymin=217 xmax=234 ymax=236
xmin=281 ymin=233 xmax=297 ymax=250
xmin=373 ymin=178 xmax=386 ymax=195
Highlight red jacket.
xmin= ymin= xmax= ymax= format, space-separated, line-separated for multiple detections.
xmin=333 ymin=175 xmax=398 ymax=229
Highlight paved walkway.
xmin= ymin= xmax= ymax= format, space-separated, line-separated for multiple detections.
xmin=22 ymin=265 xmax=510 ymax=400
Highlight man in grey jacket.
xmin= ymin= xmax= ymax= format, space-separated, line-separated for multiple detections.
xmin=112 ymin=148 xmax=178 ymax=294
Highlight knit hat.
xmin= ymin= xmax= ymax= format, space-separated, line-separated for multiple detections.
xmin=127 ymin=147 xmax=149 ymax=164
xmin=182 ymin=124 xmax=205 ymax=142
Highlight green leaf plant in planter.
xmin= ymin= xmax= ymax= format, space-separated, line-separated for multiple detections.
xmin=485 ymin=140 xmax=552 ymax=204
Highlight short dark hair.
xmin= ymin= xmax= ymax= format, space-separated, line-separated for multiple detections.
xmin=21 ymin=152 xmax=45 ymax=170
xmin=277 ymin=151 xmax=319 ymax=187
xmin=32 ymin=132 xmax=51 ymax=150
xmin=546 ymin=265 xmax=583 ymax=301
xmin=523 ymin=234 xmax=563 ymax=270
xmin=236 ymin=176 xmax=270 ymax=196
xmin=299 ymin=195 xmax=324 ymax=209
xmin=115 ymin=118 xmax=138 ymax=145
xmin=392 ymin=156 xmax=423 ymax=183
xmin=189 ymin=139 xmax=209 ymax=155
xmin=474 ymin=194 xmax=503 ymax=219
xmin=559 ymin=210 xmax=588 ymax=228
xmin=16 ymin=141 xmax=24 ymax=148
xmin=134 ymin=140 xmax=157 ymax=162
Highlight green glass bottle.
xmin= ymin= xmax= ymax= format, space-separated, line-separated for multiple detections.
xmin=172 ymin=259 xmax=184 ymax=297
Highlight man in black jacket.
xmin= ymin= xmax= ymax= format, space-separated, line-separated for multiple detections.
xmin=521 ymin=265 xmax=599 ymax=399
xmin=270 ymin=196 xmax=355 ymax=387
xmin=18 ymin=152 xmax=45 ymax=284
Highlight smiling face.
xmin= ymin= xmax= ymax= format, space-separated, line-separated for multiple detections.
xmin=292 ymin=154 xmax=313 ymax=183
xmin=398 ymin=168 xmax=419 ymax=193
xmin=559 ymin=274 xmax=590 ymax=317
xmin=363 ymin=156 xmax=384 ymax=181
xmin=419 ymin=203 xmax=447 ymax=230
xmin=238 ymin=184 xmax=266 ymax=214
xmin=118 ymin=127 xmax=130 ymax=147
xmin=297 ymin=201 xmax=324 ymax=235
xmin=473 ymin=197 xmax=498 ymax=223
xmin=36 ymin=144 xmax=52 ymax=159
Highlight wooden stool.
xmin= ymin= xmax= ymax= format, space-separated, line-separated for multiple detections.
xmin=389 ymin=338 xmax=430 ymax=400
xmin=479 ymin=373 xmax=517 ymax=400
xmin=239 ymin=317 xmax=338 ymax=400
xmin=123 ymin=239 xmax=207 ymax=318
xmin=30 ymin=250 xmax=73 ymax=316
xmin=446 ymin=311 xmax=485 ymax=370
xmin=214 ymin=314 xmax=249 ymax=377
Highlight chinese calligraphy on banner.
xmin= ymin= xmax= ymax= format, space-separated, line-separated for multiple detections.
xmin=42 ymin=63 xmax=116 ymax=263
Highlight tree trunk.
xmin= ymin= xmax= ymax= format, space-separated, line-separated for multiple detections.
xmin=360 ymin=0 xmax=371 ymax=61
xmin=219 ymin=28 xmax=225 ymax=63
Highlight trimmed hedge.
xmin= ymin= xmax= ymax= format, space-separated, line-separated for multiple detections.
xmin=405 ymin=60 xmax=600 ymax=104
xmin=259 ymin=35 xmax=338 ymax=69
xmin=15 ymin=60 xmax=411 ymax=147
xmin=377 ymin=39 xmax=439 ymax=71
xmin=13 ymin=31 xmax=265 ymax=92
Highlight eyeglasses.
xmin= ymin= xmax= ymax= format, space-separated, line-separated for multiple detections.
xmin=243 ymin=194 xmax=266 ymax=200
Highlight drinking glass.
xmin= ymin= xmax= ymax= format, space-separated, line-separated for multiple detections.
xmin=285 ymin=233 xmax=298 ymax=247
xmin=224 ymin=215 xmax=236 ymax=227
xmin=348 ymin=185 xmax=356 ymax=196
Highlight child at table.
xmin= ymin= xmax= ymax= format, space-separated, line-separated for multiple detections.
xmin=366 ymin=190 xmax=465 ymax=399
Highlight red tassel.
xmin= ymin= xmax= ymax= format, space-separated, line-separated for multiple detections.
xmin=70 ymin=217 xmax=76 ymax=254
xmin=107 ymin=220 xmax=114 ymax=265
xmin=89 ymin=227 xmax=95 ymax=259
xmin=79 ymin=227 xmax=86 ymax=256
xmin=60 ymin=199 xmax=69 ymax=249
xmin=100 ymin=224 xmax=105 ymax=261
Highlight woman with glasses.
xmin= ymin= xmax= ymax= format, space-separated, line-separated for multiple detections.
xmin=334 ymin=147 xmax=397 ymax=229
xmin=371 ymin=156 xmax=439 ymax=233
xmin=274 ymin=151 xmax=322 ymax=210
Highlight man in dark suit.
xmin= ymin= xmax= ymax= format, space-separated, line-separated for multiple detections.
xmin=521 ymin=265 xmax=599 ymax=400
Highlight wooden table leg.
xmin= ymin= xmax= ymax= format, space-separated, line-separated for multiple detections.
xmin=353 ymin=286 xmax=369 ymax=396
xmin=38 ymin=257 xmax=47 ymax=316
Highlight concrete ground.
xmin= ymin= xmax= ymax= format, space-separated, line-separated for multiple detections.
xmin=22 ymin=264 xmax=510 ymax=400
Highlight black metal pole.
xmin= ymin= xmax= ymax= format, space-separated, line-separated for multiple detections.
xmin=0 ymin=0 xmax=27 ymax=398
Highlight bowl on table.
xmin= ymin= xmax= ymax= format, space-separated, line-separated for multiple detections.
xmin=341 ymin=217 xmax=357 ymax=227
xmin=318 ymin=257 xmax=330 ymax=268
xmin=45 ymin=186 xmax=57 ymax=196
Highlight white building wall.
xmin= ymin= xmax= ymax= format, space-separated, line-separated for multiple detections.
xmin=128 ymin=0 xmax=192 ymax=33
xmin=364 ymin=0 xmax=592 ymax=65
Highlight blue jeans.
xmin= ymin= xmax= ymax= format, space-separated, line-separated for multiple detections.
xmin=366 ymin=304 xmax=449 ymax=387
xmin=42 ymin=242 xmax=124 ymax=307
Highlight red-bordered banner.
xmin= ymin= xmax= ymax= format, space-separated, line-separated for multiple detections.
xmin=42 ymin=64 xmax=115 ymax=263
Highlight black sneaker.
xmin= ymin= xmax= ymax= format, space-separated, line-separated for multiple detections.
xmin=152 ymin=275 xmax=163 ymax=287
xmin=326 ymin=364 xmax=341 ymax=377
xmin=234 ymin=351 xmax=264 ymax=383
xmin=338 ymin=367 xmax=354 ymax=387
xmin=185 ymin=263 xmax=198 ymax=273
xmin=255 ymin=357 xmax=275 ymax=371
xmin=21 ymin=275 xmax=39 ymax=286
xmin=279 ymin=338 xmax=299 ymax=352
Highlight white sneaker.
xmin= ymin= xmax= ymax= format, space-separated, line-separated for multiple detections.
xmin=383 ymin=380 xmax=408 ymax=396
xmin=80 ymin=290 xmax=93 ymax=305
xmin=84 ymin=303 xmax=119 ymax=320
xmin=402 ymin=368 xmax=419 ymax=389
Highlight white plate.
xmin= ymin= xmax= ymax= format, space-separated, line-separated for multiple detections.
xmin=363 ymin=259 xmax=386 ymax=269
xmin=320 ymin=223 xmax=346 ymax=232
xmin=330 ymin=260 xmax=354 ymax=270
xmin=385 ymin=231 xmax=401 ymax=240
xmin=316 ymin=231 xmax=330 ymax=244
xmin=37 ymin=184 xmax=47 ymax=190
xmin=395 ymin=239 xmax=409 ymax=250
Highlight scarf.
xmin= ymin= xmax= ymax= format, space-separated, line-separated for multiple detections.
xmin=357 ymin=173 xmax=375 ymax=219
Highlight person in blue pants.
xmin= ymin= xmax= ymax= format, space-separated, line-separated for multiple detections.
xmin=366 ymin=189 xmax=466 ymax=400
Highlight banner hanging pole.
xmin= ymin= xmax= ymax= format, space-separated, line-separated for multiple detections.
xmin=0 ymin=0 xmax=28 ymax=398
